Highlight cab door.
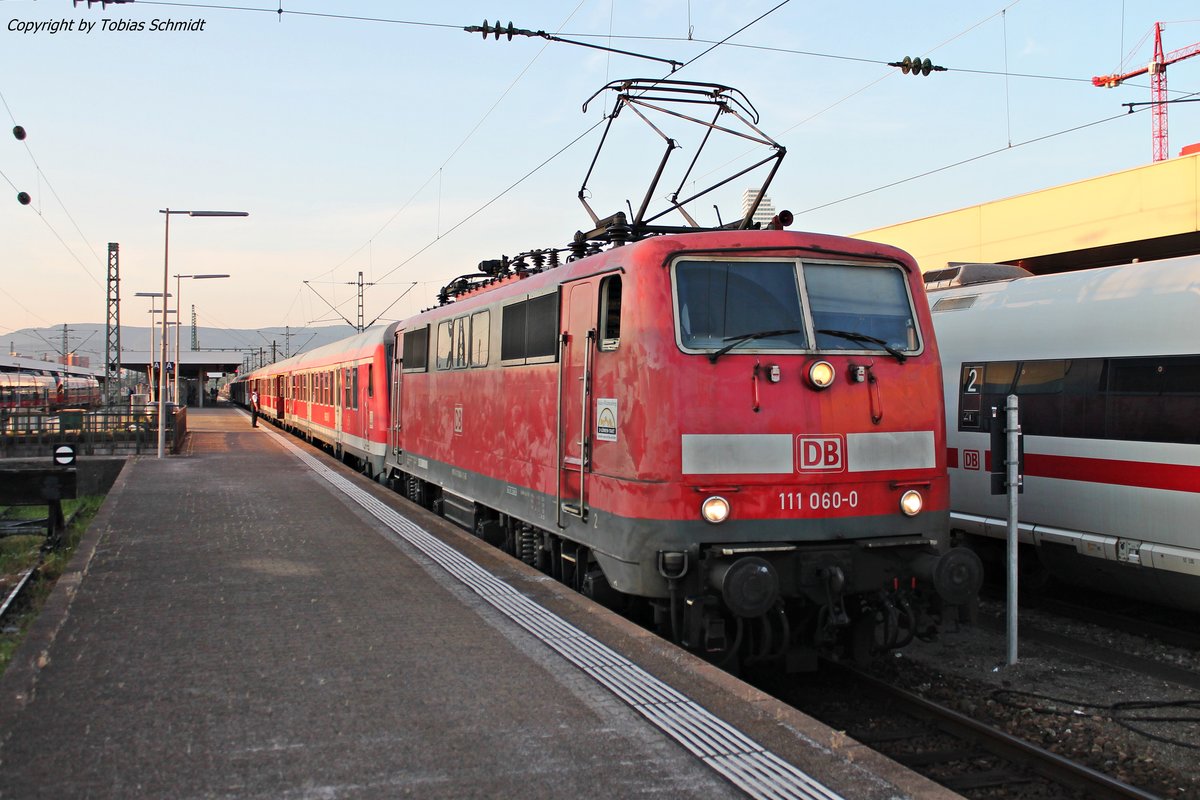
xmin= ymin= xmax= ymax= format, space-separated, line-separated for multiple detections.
xmin=558 ymin=280 xmax=597 ymax=524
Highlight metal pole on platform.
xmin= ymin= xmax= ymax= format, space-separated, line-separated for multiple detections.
xmin=135 ymin=292 xmax=171 ymax=401
xmin=174 ymin=273 xmax=230 ymax=411
xmin=1005 ymin=394 xmax=1021 ymax=666
xmin=158 ymin=210 xmax=247 ymax=458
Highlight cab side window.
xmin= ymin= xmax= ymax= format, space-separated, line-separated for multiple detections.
xmin=599 ymin=275 xmax=622 ymax=351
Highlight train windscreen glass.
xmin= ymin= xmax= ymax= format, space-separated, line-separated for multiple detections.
xmin=675 ymin=260 xmax=809 ymax=350
xmin=803 ymin=264 xmax=919 ymax=353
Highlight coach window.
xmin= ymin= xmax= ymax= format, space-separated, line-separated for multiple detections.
xmin=402 ymin=325 xmax=430 ymax=373
xmin=501 ymin=292 xmax=559 ymax=365
xmin=470 ymin=310 xmax=490 ymax=367
xmin=453 ymin=317 xmax=468 ymax=369
xmin=527 ymin=293 xmax=558 ymax=359
xmin=501 ymin=300 xmax=527 ymax=362
xmin=599 ymin=275 xmax=622 ymax=351
xmin=436 ymin=321 xmax=454 ymax=370
xmin=367 ymin=364 xmax=374 ymax=397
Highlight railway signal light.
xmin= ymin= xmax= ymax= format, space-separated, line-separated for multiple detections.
xmin=888 ymin=56 xmax=947 ymax=76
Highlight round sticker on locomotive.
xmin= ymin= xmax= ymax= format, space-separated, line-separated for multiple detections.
xmin=596 ymin=398 xmax=618 ymax=442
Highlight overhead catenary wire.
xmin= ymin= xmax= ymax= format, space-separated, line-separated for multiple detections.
xmin=128 ymin=0 xmax=796 ymax=316
xmin=1 ymin=88 xmax=105 ymax=290
xmin=307 ymin=2 xmax=584 ymax=283
xmin=796 ymin=108 xmax=1141 ymax=217
xmin=31 ymin=1 xmax=1182 ymax=331
xmin=365 ymin=0 xmax=795 ymax=296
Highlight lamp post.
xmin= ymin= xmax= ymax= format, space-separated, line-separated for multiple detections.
xmin=173 ymin=273 xmax=230 ymax=409
xmin=159 ymin=209 xmax=248 ymax=458
xmin=134 ymin=292 xmax=172 ymax=399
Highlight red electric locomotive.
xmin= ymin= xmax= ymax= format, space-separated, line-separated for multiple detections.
xmin=237 ymin=80 xmax=981 ymax=668
xmin=381 ymin=224 xmax=980 ymax=668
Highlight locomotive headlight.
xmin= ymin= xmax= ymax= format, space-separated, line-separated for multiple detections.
xmin=701 ymin=495 xmax=731 ymax=524
xmin=899 ymin=489 xmax=924 ymax=517
xmin=807 ymin=360 xmax=835 ymax=390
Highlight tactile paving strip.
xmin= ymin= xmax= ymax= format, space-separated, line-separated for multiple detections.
xmin=264 ymin=425 xmax=843 ymax=800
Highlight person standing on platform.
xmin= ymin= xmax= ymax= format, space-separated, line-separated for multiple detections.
xmin=250 ymin=390 xmax=259 ymax=427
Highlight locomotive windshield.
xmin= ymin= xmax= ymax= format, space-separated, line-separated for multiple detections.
xmin=675 ymin=260 xmax=809 ymax=351
xmin=805 ymin=263 xmax=917 ymax=353
xmin=673 ymin=258 xmax=919 ymax=357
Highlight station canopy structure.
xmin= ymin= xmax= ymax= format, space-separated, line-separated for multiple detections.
xmin=120 ymin=349 xmax=245 ymax=405
xmin=855 ymin=147 xmax=1200 ymax=275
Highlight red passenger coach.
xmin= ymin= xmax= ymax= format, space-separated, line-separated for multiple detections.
xmin=234 ymin=324 xmax=396 ymax=477
xmin=384 ymin=228 xmax=981 ymax=668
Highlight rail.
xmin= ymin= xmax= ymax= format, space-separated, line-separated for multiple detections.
xmin=830 ymin=662 xmax=1161 ymax=799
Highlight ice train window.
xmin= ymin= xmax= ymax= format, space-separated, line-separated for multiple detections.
xmin=675 ymin=260 xmax=808 ymax=351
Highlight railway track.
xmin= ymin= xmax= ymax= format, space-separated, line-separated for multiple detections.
xmin=762 ymin=662 xmax=1163 ymax=799
xmin=0 ymin=505 xmax=85 ymax=627
xmin=1019 ymin=590 xmax=1200 ymax=653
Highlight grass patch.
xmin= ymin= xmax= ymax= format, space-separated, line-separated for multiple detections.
xmin=0 ymin=495 xmax=105 ymax=676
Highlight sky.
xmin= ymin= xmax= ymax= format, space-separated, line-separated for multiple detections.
xmin=2 ymin=0 xmax=1199 ymax=356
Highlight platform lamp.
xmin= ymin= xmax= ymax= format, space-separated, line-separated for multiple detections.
xmin=134 ymin=292 xmax=172 ymax=401
xmin=173 ymin=273 xmax=230 ymax=409
xmin=159 ymin=209 xmax=248 ymax=459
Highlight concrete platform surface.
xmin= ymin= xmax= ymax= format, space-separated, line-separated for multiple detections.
xmin=0 ymin=407 xmax=957 ymax=800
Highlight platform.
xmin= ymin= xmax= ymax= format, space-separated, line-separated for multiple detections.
xmin=0 ymin=407 xmax=956 ymax=799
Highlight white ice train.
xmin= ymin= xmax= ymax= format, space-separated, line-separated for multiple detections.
xmin=926 ymin=256 xmax=1200 ymax=610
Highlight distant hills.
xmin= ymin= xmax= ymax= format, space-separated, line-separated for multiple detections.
xmin=5 ymin=323 xmax=361 ymax=369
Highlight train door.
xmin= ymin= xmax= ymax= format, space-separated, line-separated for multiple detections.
xmin=390 ymin=330 xmax=403 ymax=458
xmin=558 ymin=280 xmax=597 ymax=523
xmin=275 ymin=375 xmax=285 ymax=423
xmin=358 ymin=362 xmax=369 ymax=444
xmin=334 ymin=368 xmax=343 ymax=444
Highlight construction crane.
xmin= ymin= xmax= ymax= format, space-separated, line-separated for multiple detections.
xmin=1093 ymin=22 xmax=1200 ymax=163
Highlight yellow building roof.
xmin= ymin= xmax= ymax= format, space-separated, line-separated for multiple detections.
xmin=854 ymin=150 xmax=1200 ymax=274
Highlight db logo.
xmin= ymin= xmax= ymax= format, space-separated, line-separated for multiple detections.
xmin=797 ymin=436 xmax=844 ymax=472
xmin=963 ymin=449 xmax=981 ymax=471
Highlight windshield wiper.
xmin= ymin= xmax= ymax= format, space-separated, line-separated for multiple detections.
xmin=816 ymin=328 xmax=907 ymax=363
xmin=707 ymin=328 xmax=805 ymax=364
